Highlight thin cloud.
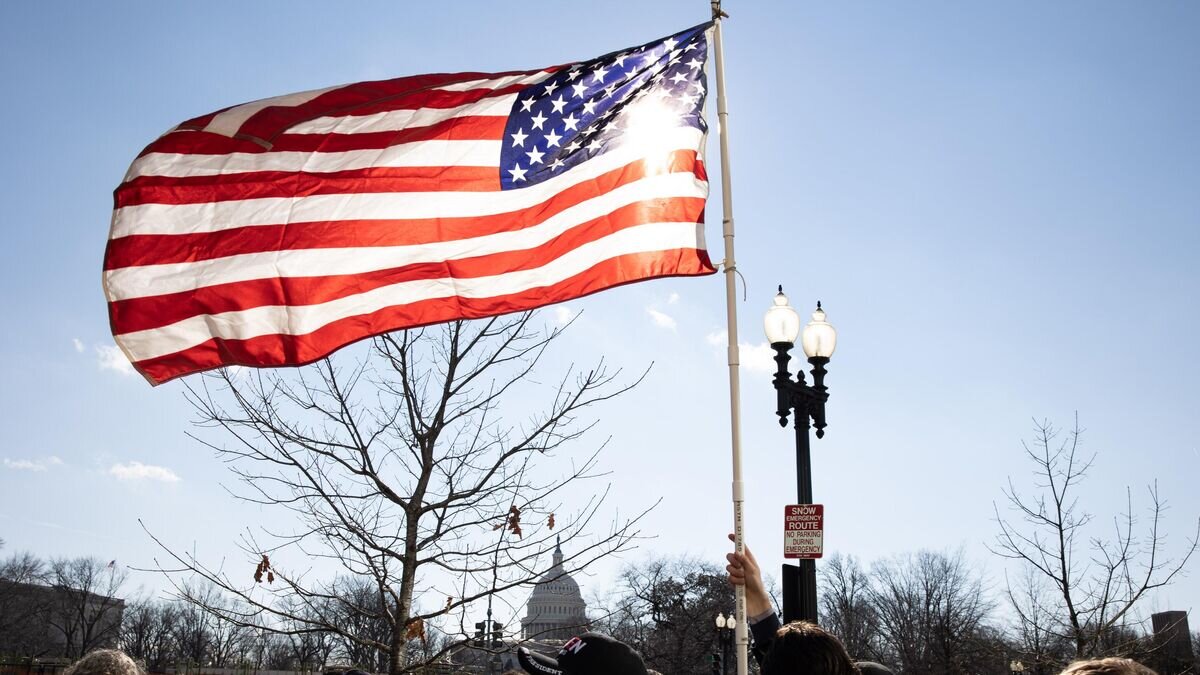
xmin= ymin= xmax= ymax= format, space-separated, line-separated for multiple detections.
xmin=667 ymin=292 xmax=680 ymax=305
xmin=108 ymin=461 xmax=181 ymax=483
xmin=72 ymin=338 xmax=85 ymax=353
xmin=4 ymin=459 xmax=47 ymax=472
xmin=738 ymin=342 xmax=777 ymax=374
xmin=96 ymin=345 xmax=136 ymax=376
xmin=705 ymin=330 xmax=776 ymax=374
xmin=646 ymin=308 xmax=677 ymax=331
xmin=3 ymin=456 xmax=63 ymax=472
xmin=554 ymin=306 xmax=576 ymax=325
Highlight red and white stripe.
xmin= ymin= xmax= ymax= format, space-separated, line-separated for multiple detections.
xmin=105 ymin=66 xmax=713 ymax=385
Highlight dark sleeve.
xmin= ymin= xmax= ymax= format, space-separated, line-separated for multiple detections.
xmin=748 ymin=611 xmax=781 ymax=666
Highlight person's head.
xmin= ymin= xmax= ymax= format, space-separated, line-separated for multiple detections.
xmin=64 ymin=650 xmax=143 ymax=675
xmin=762 ymin=621 xmax=859 ymax=675
xmin=516 ymin=632 xmax=648 ymax=675
xmin=1059 ymin=658 xmax=1158 ymax=675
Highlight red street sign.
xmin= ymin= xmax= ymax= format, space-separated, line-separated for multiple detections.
xmin=784 ymin=504 xmax=824 ymax=559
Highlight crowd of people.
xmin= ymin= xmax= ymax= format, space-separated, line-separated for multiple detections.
xmin=57 ymin=536 xmax=1161 ymax=675
xmin=495 ymin=534 xmax=1161 ymax=675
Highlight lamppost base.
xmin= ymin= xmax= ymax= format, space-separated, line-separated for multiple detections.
xmin=781 ymin=562 xmax=819 ymax=624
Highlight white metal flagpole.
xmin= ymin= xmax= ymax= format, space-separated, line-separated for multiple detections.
xmin=709 ymin=3 xmax=750 ymax=674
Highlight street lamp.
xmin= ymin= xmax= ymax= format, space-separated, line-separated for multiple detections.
xmin=765 ymin=286 xmax=836 ymax=625
xmin=714 ymin=612 xmax=736 ymax=675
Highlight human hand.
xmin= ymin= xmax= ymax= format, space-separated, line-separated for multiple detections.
xmin=726 ymin=533 xmax=771 ymax=617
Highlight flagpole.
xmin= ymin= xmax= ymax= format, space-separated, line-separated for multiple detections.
xmin=710 ymin=3 xmax=749 ymax=675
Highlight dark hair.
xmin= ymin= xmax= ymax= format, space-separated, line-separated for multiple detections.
xmin=762 ymin=621 xmax=859 ymax=675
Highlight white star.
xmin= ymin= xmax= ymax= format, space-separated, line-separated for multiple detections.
xmin=604 ymin=85 xmax=616 ymax=99
xmin=565 ymin=140 xmax=580 ymax=153
xmin=691 ymin=81 xmax=706 ymax=95
xmin=670 ymin=72 xmax=689 ymax=85
xmin=591 ymin=65 xmax=609 ymax=84
xmin=585 ymin=137 xmax=604 ymax=152
xmin=525 ymin=146 xmax=545 ymax=165
xmin=668 ymin=49 xmax=682 ymax=63
xmin=520 ymin=97 xmax=536 ymax=112
xmin=614 ymin=53 xmax=628 ymax=67
xmin=566 ymin=68 xmax=583 ymax=82
xmin=664 ymin=37 xmax=678 ymax=51
xmin=530 ymin=111 xmax=548 ymax=130
xmin=544 ymin=129 xmax=563 ymax=147
xmin=582 ymin=98 xmax=599 ymax=115
xmin=685 ymin=41 xmax=699 ymax=52
xmin=679 ymin=92 xmax=700 ymax=107
xmin=685 ymin=57 xmax=704 ymax=71
xmin=642 ymin=54 xmax=658 ymax=67
xmin=508 ymin=164 xmax=527 ymax=182
xmin=571 ymin=82 xmax=588 ymax=99
xmin=562 ymin=114 xmax=580 ymax=131
xmin=549 ymin=158 xmax=565 ymax=171
xmin=550 ymin=95 xmax=567 ymax=114
xmin=510 ymin=128 xmax=528 ymax=147
xmin=543 ymin=80 xmax=559 ymax=96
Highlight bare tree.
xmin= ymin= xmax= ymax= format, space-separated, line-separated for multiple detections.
xmin=120 ymin=598 xmax=180 ymax=671
xmin=992 ymin=417 xmax=1199 ymax=659
xmin=171 ymin=585 xmax=251 ymax=668
xmin=1003 ymin=567 xmax=1074 ymax=675
xmin=46 ymin=557 xmax=128 ymax=658
xmin=820 ymin=553 xmax=881 ymax=662
xmin=147 ymin=313 xmax=649 ymax=675
xmin=281 ymin=600 xmax=336 ymax=671
xmin=327 ymin=577 xmax=392 ymax=671
xmin=593 ymin=555 xmax=740 ymax=675
xmin=867 ymin=549 xmax=994 ymax=675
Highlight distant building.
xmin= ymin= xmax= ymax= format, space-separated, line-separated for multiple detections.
xmin=520 ymin=538 xmax=588 ymax=641
xmin=1150 ymin=611 xmax=1194 ymax=675
xmin=0 ymin=580 xmax=125 ymax=658
xmin=451 ymin=540 xmax=588 ymax=673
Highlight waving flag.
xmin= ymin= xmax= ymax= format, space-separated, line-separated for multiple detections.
xmin=104 ymin=23 xmax=715 ymax=385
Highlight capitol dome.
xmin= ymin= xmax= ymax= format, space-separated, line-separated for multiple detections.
xmin=521 ymin=537 xmax=588 ymax=640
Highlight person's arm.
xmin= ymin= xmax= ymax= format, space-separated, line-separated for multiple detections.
xmin=726 ymin=534 xmax=778 ymax=665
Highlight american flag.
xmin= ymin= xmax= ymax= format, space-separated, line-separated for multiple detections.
xmin=105 ymin=23 xmax=715 ymax=385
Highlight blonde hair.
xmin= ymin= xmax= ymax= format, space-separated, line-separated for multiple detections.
xmin=1059 ymin=658 xmax=1158 ymax=675
xmin=64 ymin=650 xmax=143 ymax=675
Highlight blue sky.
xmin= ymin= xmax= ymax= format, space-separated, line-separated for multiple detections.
xmin=1 ymin=0 xmax=1197 ymax=627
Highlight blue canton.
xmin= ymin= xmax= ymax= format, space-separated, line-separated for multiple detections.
xmin=500 ymin=23 xmax=711 ymax=190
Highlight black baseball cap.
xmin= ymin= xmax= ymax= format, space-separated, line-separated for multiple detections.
xmin=517 ymin=633 xmax=648 ymax=675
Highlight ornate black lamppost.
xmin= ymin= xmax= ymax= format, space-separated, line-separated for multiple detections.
xmin=714 ymin=612 xmax=737 ymax=675
xmin=763 ymin=287 xmax=837 ymax=625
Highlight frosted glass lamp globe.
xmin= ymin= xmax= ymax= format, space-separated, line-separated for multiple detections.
xmin=764 ymin=287 xmax=801 ymax=345
xmin=800 ymin=303 xmax=837 ymax=359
